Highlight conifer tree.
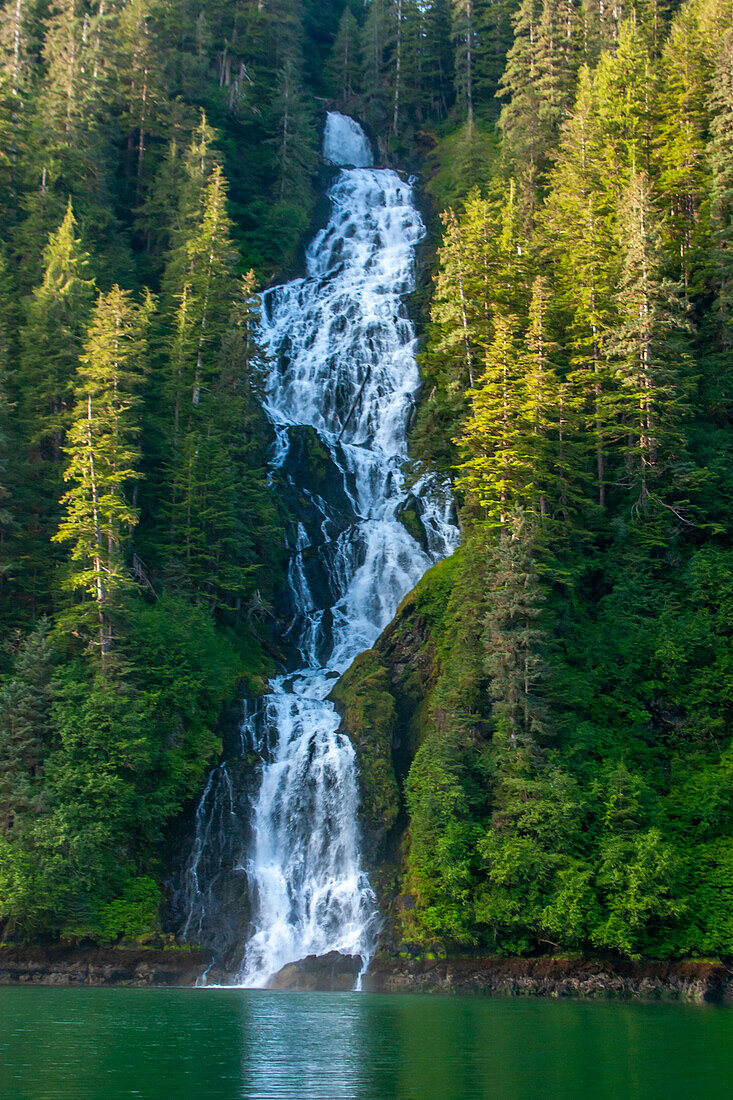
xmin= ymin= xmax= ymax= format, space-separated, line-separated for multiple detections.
xmin=483 ymin=510 xmax=550 ymax=749
xmin=269 ymin=58 xmax=316 ymax=203
xmin=14 ymin=204 xmax=95 ymax=614
xmin=545 ymin=66 xmax=617 ymax=506
xmin=497 ymin=0 xmax=544 ymax=211
xmin=452 ymin=0 xmax=476 ymax=124
xmin=0 ymin=620 xmax=55 ymax=835
xmin=456 ymin=312 xmax=535 ymax=530
xmin=656 ymin=3 xmax=710 ymax=292
xmin=0 ymin=0 xmax=35 ymax=227
xmin=535 ymin=0 xmax=578 ymax=142
xmin=605 ymin=171 xmax=690 ymax=512
xmin=422 ymin=0 xmax=454 ymax=119
xmin=592 ymin=23 xmax=657 ymax=192
xmin=117 ymin=0 xmax=169 ymax=203
xmin=431 ymin=205 xmax=487 ymax=393
xmin=474 ymin=0 xmax=519 ymax=104
xmin=327 ymin=6 xmax=362 ymax=110
xmin=709 ymin=29 xmax=733 ymax=350
xmin=54 ymin=286 xmax=153 ymax=664
xmin=0 ymin=252 xmax=15 ymax=591
xmin=361 ymin=0 xmax=390 ymax=132
xmin=17 ymin=0 xmax=124 ymax=287
xmin=522 ymin=275 xmax=565 ymax=523
xmin=19 ymin=203 xmax=95 ymax=469
xmin=155 ymin=158 xmax=271 ymax=612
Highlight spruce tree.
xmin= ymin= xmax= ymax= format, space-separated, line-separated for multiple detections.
xmin=709 ymin=29 xmax=733 ymax=350
xmin=0 ymin=620 xmax=55 ymax=836
xmin=16 ymin=0 xmax=124 ymax=288
xmin=269 ymin=58 xmax=316 ymax=203
xmin=483 ymin=510 xmax=550 ymax=750
xmin=497 ymin=0 xmax=544 ymax=211
xmin=0 ymin=251 xmax=15 ymax=599
xmin=456 ymin=311 xmax=534 ymax=531
xmin=14 ymin=203 xmax=95 ymax=615
xmin=361 ymin=0 xmax=390 ymax=133
xmin=452 ymin=0 xmax=476 ymax=124
xmin=327 ymin=7 xmax=362 ymax=110
xmin=0 ymin=0 xmax=36 ymax=228
xmin=656 ymin=3 xmax=710 ymax=292
xmin=605 ymin=171 xmax=691 ymax=513
xmin=54 ymin=286 xmax=153 ymax=664
xmin=544 ymin=66 xmax=616 ymax=507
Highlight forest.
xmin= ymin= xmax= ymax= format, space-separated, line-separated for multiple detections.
xmin=2 ymin=0 xmax=733 ymax=962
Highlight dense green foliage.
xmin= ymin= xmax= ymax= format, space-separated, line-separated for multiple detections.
xmin=383 ymin=0 xmax=733 ymax=959
xmin=3 ymin=0 xmax=733 ymax=963
xmin=0 ymin=0 xmax=324 ymax=939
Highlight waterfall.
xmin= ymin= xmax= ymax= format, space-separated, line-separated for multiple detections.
xmin=178 ymin=113 xmax=457 ymax=988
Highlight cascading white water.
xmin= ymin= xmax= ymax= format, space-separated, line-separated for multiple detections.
xmin=180 ymin=113 xmax=457 ymax=988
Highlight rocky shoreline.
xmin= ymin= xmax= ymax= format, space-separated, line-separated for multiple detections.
xmin=1 ymin=946 xmax=731 ymax=1003
xmin=364 ymin=954 xmax=733 ymax=1004
xmin=0 ymin=946 xmax=212 ymax=987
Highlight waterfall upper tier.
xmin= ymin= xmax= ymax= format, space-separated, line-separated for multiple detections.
xmin=323 ymin=111 xmax=375 ymax=168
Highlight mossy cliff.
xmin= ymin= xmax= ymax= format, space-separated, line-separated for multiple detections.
xmin=330 ymin=554 xmax=459 ymax=945
xmin=332 ymin=535 xmax=733 ymax=964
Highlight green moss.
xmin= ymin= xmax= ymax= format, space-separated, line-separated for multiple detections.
xmin=331 ymin=650 xmax=400 ymax=837
xmin=397 ymin=506 xmax=425 ymax=547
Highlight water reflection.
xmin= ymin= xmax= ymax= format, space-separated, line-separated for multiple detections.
xmin=1 ymin=987 xmax=732 ymax=1100
xmin=239 ymin=992 xmax=366 ymax=1098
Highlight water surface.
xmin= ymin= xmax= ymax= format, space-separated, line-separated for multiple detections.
xmin=2 ymin=987 xmax=732 ymax=1099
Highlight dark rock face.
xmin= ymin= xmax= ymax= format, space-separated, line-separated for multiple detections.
xmin=0 ymin=947 xmax=211 ymax=987
xmin=266 ymin=952 xmax=362 ymax=992
xmin=167 ymin=699 xmax=265 ymax=972
xmin=364 ymin=955 xmax=733 ymax=1004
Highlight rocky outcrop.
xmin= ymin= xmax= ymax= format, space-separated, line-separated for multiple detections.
xmin=331 ymin=565 xmax=449 ymax=947
xmin=0 ymin=946 xmax=211 ymax=987
xmin=266 ymin=952 xmax=363 ymax=991
xmin=364 ymin=954 xmax=733 ymax=1004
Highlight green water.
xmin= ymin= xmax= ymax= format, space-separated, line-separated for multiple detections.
xmin=1 ymin=988 xmax=732 ymax=1100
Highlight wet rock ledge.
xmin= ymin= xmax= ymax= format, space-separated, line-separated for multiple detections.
xmin=0 ymin=946 xmax=212 ymax=987
xmin=363 ymin=955 xmax=733 ymax=1004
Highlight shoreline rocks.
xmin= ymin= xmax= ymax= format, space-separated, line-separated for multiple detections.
xmin=364 ymin=954 xmax=733 ymax=1004
xmin=1 ymin=945 xmax=731 ymax=1003
xmin=0 ymin=946 xmax=212 ymax=987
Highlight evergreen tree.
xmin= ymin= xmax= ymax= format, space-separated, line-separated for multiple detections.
xmin=474 ymin=0 xmax=520 ymax=106
xmin=709 ymin=28 xmax=733 ymax=350
xmin=452 ymin=0 xmax=477 ymax=123
xmin=592 ymin=23 xmax=657 ymax=192
xmin=456 ymin=310 xmax=535 ymax=530
xmin=656 ymin=3 xmax=710 ymax=292
xmin=327 ymin=6 xmax=362 ymax=110
xmin=605 ymin=171 xmax=691 ymax=513
xmin=269 ymin=58 xmax=316 ymax=203
xmin=117 ymin=0 xmax=169 ymax=205
xmin=0 ymin=0 xmax=36 ymax=227
xmin=483 ymin=510 xmax=550 ymax=749
xmin=422 ymin=0 xmax=454 ymax=120
xmin=544 ymin=66 xmax=617 ymax=507
xmin=497 ymin=0 xmax=544 ymax=211
xmin=361 ymin=0 xmax=390 ymax=133
xmin=14 ymin=203 xmax=95 ymax=615
xmin=0 ymin=619 xmax=55 ymax=835
xmin=54 ymin=286 xmax=153 ymax=664
xmin=16 ymin=0 xmax=127 ymax=288
xmin=0 ymin=252 xmax=15 ymax=593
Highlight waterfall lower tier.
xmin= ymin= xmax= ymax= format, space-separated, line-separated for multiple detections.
xmin=177 ymin=113 xmax=457 ymax=988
